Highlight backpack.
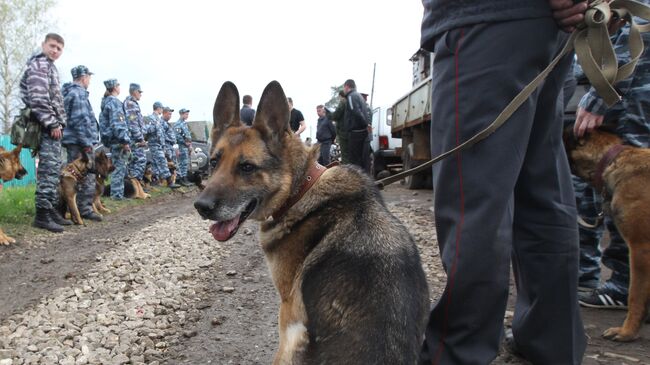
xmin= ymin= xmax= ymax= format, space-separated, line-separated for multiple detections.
xmin=10 ymin=107 xmax=42 ymax=150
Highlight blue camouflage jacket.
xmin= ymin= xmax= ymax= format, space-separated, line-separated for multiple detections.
xmin=19 ymin=53 xmax=66 ymax=130
xmin=144 ymin=113 xmax=165 ymax=146
xmin=174 ymin=119 xmax=192 ymax=147
xmin=123 ymin=96 xmax=145 ymax=143
xmin=579 ymin=1 xmax=650 ymax=148
xmin=61 ymin=82 xmax=98 ymax=147
xmin=100 ymin=96 xmax=130 ymax=145
xmin=161 ymin=119 xmax=176 ymax=147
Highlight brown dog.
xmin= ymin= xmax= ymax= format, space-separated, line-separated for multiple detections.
xmin=194 ymin=81 xmax=429 ymax=364
xmin=92 ymin=150 xmax=114 ymax=215
xmin=564 ymin=128 xmax=650 ymax=342
xmin=59 ymin=152 xmax=94 ymax=225
xmin=0 ymin=146 xmax=27 ymax=245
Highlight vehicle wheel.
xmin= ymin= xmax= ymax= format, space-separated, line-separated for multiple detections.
xmin=403 ymin=151 xmax=426 ymax=190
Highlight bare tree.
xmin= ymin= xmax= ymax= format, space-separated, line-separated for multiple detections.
xmin=0 ymin=0 xmax=56 ymax=134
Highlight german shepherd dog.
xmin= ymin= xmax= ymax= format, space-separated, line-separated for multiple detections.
xmin=564 ymin=127 xmax=650 ymax=342
xmin=103 ymin=177 xmax=150 ymax=200
xmin=59 ymin=151 xmax=95 ymax=225
xmin=0 ymin=145 xmax=27 ymax=245
xmin=194 ymin=81 xmax=429 ymax=364
xmin=92 ymin=150 xmax=114 ymax=215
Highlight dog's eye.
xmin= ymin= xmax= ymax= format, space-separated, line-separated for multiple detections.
xmin=210 ymin=157 xmax=219 ymax=169
xmin=239 ymin=162 xmax=256 ymax=173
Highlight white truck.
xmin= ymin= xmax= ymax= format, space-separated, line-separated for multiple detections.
xmin=369 ymin=106 xmax=402 ymax=180
xmin=390 ymin=49 xmax=434 ymax=189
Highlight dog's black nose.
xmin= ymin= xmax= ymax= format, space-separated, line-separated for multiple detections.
xmin=194 ymin=198 xmax=215 ymax=219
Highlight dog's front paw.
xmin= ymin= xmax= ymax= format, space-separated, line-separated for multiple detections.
xmin=0 ymin=235 xmax=16 ymax=245
xmin=603 ymin=326 xmax=638 ymax=342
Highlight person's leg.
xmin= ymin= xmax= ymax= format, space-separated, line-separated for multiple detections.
xmin=338 ymin=134 xmax=349 ymax=164
xmin=347 ymin=130 xmax=367 ymax=170
xmin=178 ymin=146 xmax=189 ymax=179
xmin=573 ymin=175 xmax=605 ymax=290
xmin=510 ymin=35 xmax=586 ymax=364
xmin=35 ymin=134 xmax=62 ymax=211
xmin=129 ymin=146 xmax=147 ymax=180
xmin=420 ymin=18 xmax=584 ymax=365
xmin=319 ymin=142 xmax=331 ymax=165
xmin=110 ymin=146 xmax=127 ymax=199
xmin=151 ymin=146 xmax=171 ymax=180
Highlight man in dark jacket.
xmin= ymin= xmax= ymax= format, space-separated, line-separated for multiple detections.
xmin=342 ymin=79 xmax=370 ymax=171
xmin=61 ymin=65 xmax=102 ymax=222
xmin=418 ymin=1 xmax=589 ymax=364
xmin=315 ymin=105 xmax=336 ymax=165
xmin=20 ymin=33 xmax=72 ymax=232
xmin=240 ymin=95 xmax=255 ymax=126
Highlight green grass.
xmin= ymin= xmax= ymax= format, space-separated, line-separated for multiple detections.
xmin=0 ymin=183 xmax=180 ymax=240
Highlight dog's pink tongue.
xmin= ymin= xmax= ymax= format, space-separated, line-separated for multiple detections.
xmin=209 ymin=216 xmax=240 ymax=241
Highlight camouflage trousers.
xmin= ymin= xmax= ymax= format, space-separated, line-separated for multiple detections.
xmin=35 ymin=133 xmax=63 ymax=210
xmin=574 ymin=175 xmax=629 ymax=293
xmin=177 ymin=146 xmax=189 ymax=178
xmin=150 ymin=145 xmax=170 ymax=180
xmin=65 ymin=145 xmax=95 ymax=214
xmin=128 ymin=146 xmax=147 ymax=180
xmin=109 ymin=145 xmax=129 ymax=199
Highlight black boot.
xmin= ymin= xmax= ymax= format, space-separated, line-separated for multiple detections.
xmin=167 ymin=176 xmax=180 ymax=189
xmin=33 ymin=207 xmax=64 ymax=233
xmin=50 ymin=208 xmax=73 ymax=226
xmin=81 ymin=210 xmax=103 ymax=222
xmin=180 ymin=176 xmax=192 ymax=187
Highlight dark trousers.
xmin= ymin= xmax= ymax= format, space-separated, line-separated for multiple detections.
xmin=317 ymin=140 xmax=332 ymax=166
xmin=35 ymin=133 xmax=62 ymax=210
xmin=420 ymin=18 xmax=586 ymax=365
xmin=348 ymin=129 xmax=370 ymax=172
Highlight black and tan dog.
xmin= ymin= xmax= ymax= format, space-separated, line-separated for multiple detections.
xmin=194 ymin=81 xmax=429 ymax=364
xmin=0 ymin=145 xmax=27 ymax=245
xmin=564 ymin=127 xmax=650 ymax=342
xmin=59 ymin=151 xmax=95 ymax=225
xmin=92 ymin=150 xmax=114 ymax=215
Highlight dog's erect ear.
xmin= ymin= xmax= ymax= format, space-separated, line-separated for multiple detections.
xmin=253 ymin=81 xmax=290 ymax=140
xmin=212 ymin=81 xmax=242 ymax=145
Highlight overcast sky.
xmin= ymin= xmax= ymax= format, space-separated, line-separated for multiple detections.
xmin=50 ymin=0 xmax=423 ymax=141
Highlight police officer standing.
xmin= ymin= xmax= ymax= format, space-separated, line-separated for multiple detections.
xmin=100 ymin=79 xmax=130 ymax=200
xmin=145 ymin=103 xmax=179 ymax=189
xmin=20 ymin=33 xmax=72 ymax=232
xmin=161 ymin=106 xmax=176 ymax=164
xmin=124 ymin=83 xmax=147 ymax=187
xmin=174 ymin=108 xmax=193 ymax=186
xmin=61 ymin=65 xmax=102 ymax=221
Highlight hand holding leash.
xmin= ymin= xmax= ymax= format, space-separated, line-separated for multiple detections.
xmin=550 ymin=0 xmax=589 ymax=32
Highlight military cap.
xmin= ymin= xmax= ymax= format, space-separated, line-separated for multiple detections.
xmin=163 ymin=106 xmax=174 ymax=113
xmin=179 ymin=108 xmax=190 ymax=114
xmin=71 ymin=65 xmax=93 ymax=79
xmin=153 ymin=101 xmax=164 ymax=110
xmin=103 ymin=79 xmax=119 ymax=89
xmin=129 ymin=83 xmax=142 ymax=93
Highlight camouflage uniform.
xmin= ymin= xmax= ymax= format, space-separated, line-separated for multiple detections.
xmin=62 ymin=80 xmax=98 ymax=214
xmin=100 ymin=95 xmax=130 ymax=199
xmin=19 ymin=53 xmax=66 ymax=210
xmin=576 ymin=9 xmax=650 ymax=294
xmin=330 ymin=100 xmax=349 ymax=163
xmin=144 ymin=113 xmax=171 ymax=180
xmin=124 ymin=95 xmax=147 ymax=180
xmin=174 ymin=117 xmax=192 ymax=179
xmin=161 ymin=118 xmax=176 ymax=163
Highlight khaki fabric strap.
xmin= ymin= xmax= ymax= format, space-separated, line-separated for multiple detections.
xmin=376 ymin=0 xmax=650 ymax=189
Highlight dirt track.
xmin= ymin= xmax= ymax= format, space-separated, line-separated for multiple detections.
xmin=0 ymin=185 xmax=648 ymax=364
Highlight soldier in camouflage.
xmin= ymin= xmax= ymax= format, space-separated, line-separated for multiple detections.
xmin=100 ymin=79 xmax=131 ymax=200
xmin=61 ymin=65 xmax=102 ymax=222
xmin=144 ymin=103 xmax=179 ymax=189
xmin=174 ymin=108 xmax=193 ymax=186
xmin=160 ymin=106 xmax=177 ymax=164
xmin=20 ymin=33 xmax=72 ymax=232
xmin=573 ymin=7 xmax=650 ymax=309
xmin=124 ymin=83 xmax=147 ymax=187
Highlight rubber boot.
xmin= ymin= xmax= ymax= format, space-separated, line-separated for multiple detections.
xmin=167 ymin=176 xmax=181 ymax=189
xmin=50 ymin=208 xmax=73 ymax=226
xmin=32 ymin=207 xmax=64 ymax=233
xmin=81 ymin=208 xmax=103 ymax=222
